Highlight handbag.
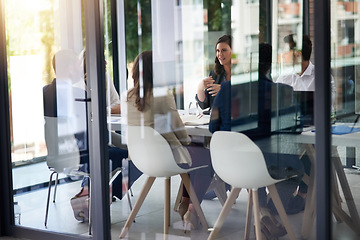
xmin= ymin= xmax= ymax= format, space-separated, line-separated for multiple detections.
xmin=70 ymin=187 xmax=89 ymax=222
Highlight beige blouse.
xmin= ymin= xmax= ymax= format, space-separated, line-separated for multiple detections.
xmin=125 ymin=90 xmax=192 ymax=165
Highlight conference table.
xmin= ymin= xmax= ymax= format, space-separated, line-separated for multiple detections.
xmin=183 ymin=122 xmax=360 ymax=238
xmin=108 ymin=112 xmax=212 ymax=136
xmin=109 ymin=114 xmax=360 ymax=238
xmin=282 ymin=124 xmax=360 ymax=238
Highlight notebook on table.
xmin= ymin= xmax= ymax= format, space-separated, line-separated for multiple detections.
xmin=180 ymin=114 xmax=210 ymax=126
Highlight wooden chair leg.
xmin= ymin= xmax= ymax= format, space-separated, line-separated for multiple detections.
xmin=119 ymin=177 xmax=156 ymax=238
xmin=252 ymin=189 xmax=262 ymax=240
xmin=173 ymin=180 xmax=183 ymax=212
xmin=164 ymin=177 xmax=171 ymax=235
xmin=207 ymin=188 xmax=241 ymax=240
xmin=267 ymin=184 xmax=296 ymax=240
xmin=244 ymin=189 xmax=253 ymax=240
xmin=180 ymin=173 xmax=209 ymax=230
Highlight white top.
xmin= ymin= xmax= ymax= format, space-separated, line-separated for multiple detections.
xmin=105 ymin=72 xmax=121 ymax=114
xmin=73 ymin=72 xmax=120 ymax=114
xmin=106 ymin=72 xmax=121 ymax=112
xmin=276 ymin=61 xmax=336 ymax=106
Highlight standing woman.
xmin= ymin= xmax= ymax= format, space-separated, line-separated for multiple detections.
xmin=196 ymin=35 xmax=232 ymax=110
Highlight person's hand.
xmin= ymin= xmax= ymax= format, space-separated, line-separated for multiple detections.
xmin=110 ymin=104 xmax=121 ymax=114
xmin=206 ymin=83 xmax=221 ymax=96
xmin=197 ymin=76 xmax=215 ymax=102
xmin=202 ymin=76 xmax=215 ymax=89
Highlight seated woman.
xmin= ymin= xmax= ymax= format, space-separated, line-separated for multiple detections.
xmin=209 ymin=43 xmax=304 ymax=238
xmin=124 ymin=51 xmax=214 ymax=229
xmin=196 ymin=34 xmax=232 ymax=112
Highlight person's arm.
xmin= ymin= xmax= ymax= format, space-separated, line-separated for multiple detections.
xmin=209 ymin=81 xmax=231 ymax=133
xmin=195 ymin=76 xmax=212 ymax=109
xmin=163 ymin=94 xmax=191 ymax=145
xmin=107 ymin=73 xmax=121 ymax=114
xmin=110 ymin=104 xmax=121 ymax=114
xmin=196 ymin=76 xmax=215 ymax=102
xmin=195 ymin=72 xmax=217 ymax=109
xmin=207 ymin=83 xmax=222 ymax=97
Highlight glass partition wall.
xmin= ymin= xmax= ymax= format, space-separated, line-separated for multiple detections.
xmin=3 ymin=0 xmax=111 ymax=239
xmin=330 ymin=0 xmax=360 ymax=239
xmin=116 ymin=0 xmax=317 ymax=239
xmin=6 ymin=0 xmax=92 ymax=234
xmin=117 ymin=0 xmax=360 ymax=239
xmin=1 ymin=0 xmax=360 ymax=239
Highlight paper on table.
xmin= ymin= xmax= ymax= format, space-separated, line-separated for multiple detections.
xmin=110 ymin=116 xmax=122 ymax=123
xmin=311 ymin=125 xmax=360 ymax=135
xmin=331 ymin=125 xmax=360 ymax=135
xmin=180 ymin=114 xmax=210 ymax=126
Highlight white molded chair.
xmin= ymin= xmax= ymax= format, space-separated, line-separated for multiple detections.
xmin=44 ymin=116 xmax=122 ymax=234
xmin=208 ymin=131 xmax=296 ymax=240
xmin=119 ymin=126 xmax=209 ymax=238
xmin=44 ymin=116 xmax=91 ymax=229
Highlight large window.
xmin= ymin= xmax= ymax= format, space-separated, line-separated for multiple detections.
xmin=2 ymin=0 xmax=360 ymax=239
xmin=5 ymin=0 xmax=112 ymax=238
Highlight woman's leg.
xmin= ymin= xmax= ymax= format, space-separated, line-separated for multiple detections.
xmin=182 ymin=145 xmax=214 ymax=204
xmin=108 ymin=146 xmax=128 ymax=199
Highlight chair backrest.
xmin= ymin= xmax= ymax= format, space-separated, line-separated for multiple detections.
xmin=44 ymin=116 xmax=81 ymax=173
xmin=210 ymin=131 xmax=279 ymax=189
xmin=126 ymin=125 xmax=186 ymax=177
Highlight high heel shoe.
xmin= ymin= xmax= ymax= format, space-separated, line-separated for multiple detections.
xmin=177 ymin=202 xmax=189 ymax=221
xmin=183 ymin=210 xmax=200 ymax=232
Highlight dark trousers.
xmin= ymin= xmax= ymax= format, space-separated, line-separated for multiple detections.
xmin=80 ymin=146 xmax=142 ymax=200
xmin=178 ymin=145 xmax=214 ymax=204
xmin=258 ymin=152 xmax=305 ymax=212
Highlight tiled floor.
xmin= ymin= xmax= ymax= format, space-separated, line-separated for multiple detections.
xmin=5 ymin=161 xmax=360 ymax=240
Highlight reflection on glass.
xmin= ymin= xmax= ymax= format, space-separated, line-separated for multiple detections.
xmin=118 ymin=0 xmax=316 ymax=238
xmin=274 ymin=0 xmax=303 ymax=77
xmin=7 ymin=0 xmax=91 ymax=235
xmin=331 ymin=1 xmax=360 ymax=238
xmin=332 ymin=0 xmax=358 ymax=118
xmin=6 ymin=0 xmax=360 ymax=238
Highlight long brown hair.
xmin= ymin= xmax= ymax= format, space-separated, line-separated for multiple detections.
xmin=127 ymin=51 xmax=153 ymax=112
xmin=214 ymin=34 xmax=232 ymax=76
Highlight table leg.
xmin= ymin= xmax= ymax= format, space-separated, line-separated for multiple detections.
xmin=331 ymin=147 xmax=360 ymax=234
xmin=331 ymin=148 xmax=343 ymax=223
xmin=301 ymin=144 xmax=360 ymax=238
xmin=301 ymin=144 xmax=316 ymax=239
